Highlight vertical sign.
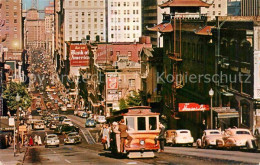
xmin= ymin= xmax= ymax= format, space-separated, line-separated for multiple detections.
xmin=106 ymin=74 xmax=119 ymax=101
xmin=70 ymin=44 xmax=90 ymax=66
xmin=254 ymin=51 xmax=260 ymax=99
xmin=0 ymin=97 xmax=3 ymax=116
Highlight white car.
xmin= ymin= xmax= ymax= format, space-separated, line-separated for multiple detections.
xmin=96 ymin=116 xmax=106 ymax=124
xmin=67 ymin=104 xmax=73 ymax=109
xmin=61 ymin=106 xmax=67 ymax=112
xmin=170 ymin=130 xmax=194 ymax=146
xmin=196 ymin=130 xmax=224 ymax=148
xmin=62 ymin=119 xmax=73 ymax=126
xmin=45 ymin=134 xmax=60 ymax=148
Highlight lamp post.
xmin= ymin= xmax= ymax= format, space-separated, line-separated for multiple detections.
xmin=209 ymin=88 xmax=214 ymax=129
xmin=15 ymin=93 xmax=21 ymax=154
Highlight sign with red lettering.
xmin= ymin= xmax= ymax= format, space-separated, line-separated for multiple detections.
xmin=70 ymin=44 xmax=90 ymax=66
xmin=179 ymin=103 xmax=209 ymax=112
xmin=45 ymin=6 xmax=54 ymax=14
xmin=107 ymin=77 xmax=118 ymax=90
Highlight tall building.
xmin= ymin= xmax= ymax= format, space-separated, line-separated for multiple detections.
xmin=63 ymin=0 xmax=106 ymax=43
xmin=24 ymin=9 xmax=46 ymax=48
xmin=228 ymin=0 xmax=241 ymax=16
xmin=142 ymin=0 xmax=170 ymax=47
xmin=241 ymin=0 xmax=260 ymax=16
xmin=0 ymin=0 xmax=22 ymax=53
xmin=107 ymin=0 xmax=142 ymax=42
xmin=201 ymin=0 xmax=227 ymax=20
xmin=45 ymin=5 xmax=54 ymax=55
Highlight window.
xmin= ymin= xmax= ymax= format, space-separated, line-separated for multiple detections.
xmin=82 ymin=1 xmax=85 ymax=6
xmin=137 ymin=117 xmax=146 ymax=130
xmin=6 ymin=19 xmax=9 ymax=23
xmin=218 ymin=11 xmax=221 ymax=15
xmin=6 ymin=12 xmax=9 ymax=17
xmin=14 ymin=19 xmax=17 ymax=23
xmin=69 ymin=1 xmax=72 ymax=6
xmin=14 ymin=6 xmax=17 ymax=10
xmin=94 ymin=18 xmax=97 ymax=22
xmin=75 ymin=1 xmax=78 ymax=6
xmin=129 ymin=79 xmax=135 ymax=86
xmin=149 ymin=117 xmax=157 ymax=130
xmin=213 ymin=11 xmax=215 ymax=15
xmin=111 ymin=34 xmax=114 ymax=38
xmin=69 ymin=25 xmax=72 ymax=29
xmin=126 ymin=117 xmax=135 ymax=131
xmin=75 ymin=12 xmax=78 ymax=16
xmin=14 ymin=27 xmax=17 ymax=31
xmin=6 ymin=5 xmax=9 ymax=9
xmin=82 ymin=12 xmax=85 ymax=16
xmin=218 ymin=4 xmax=221 ymax=8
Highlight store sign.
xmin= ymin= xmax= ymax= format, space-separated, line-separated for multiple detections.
xmin=45 ymin=6 xmax=54 ymax=14
xmin=179 ymin=103 xmax=209 ymax=112
xmin=107 ymin=90 xmax=118 ymax=101
xmin=70 ymin=44 xmax=90 ymax=66
xmin=107 ymin=77 xmax=118 ymax=89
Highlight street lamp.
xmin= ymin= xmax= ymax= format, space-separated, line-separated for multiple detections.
xmin=15 ymin=93 xmax=20 ymax=154
xmin=209 ymin=88 xmax=214 ymax=129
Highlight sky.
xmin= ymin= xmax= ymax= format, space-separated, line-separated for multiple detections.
xmin=22 ymin=0 xmax=53 ymax=10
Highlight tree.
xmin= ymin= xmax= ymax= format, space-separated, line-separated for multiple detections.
xmin=2 ymin=82 xmax=32 ymax=113
xmin=119 ymin=98 xmax=128 ymax=110
xmin=126 ymin=91 xmax=142 ymax=107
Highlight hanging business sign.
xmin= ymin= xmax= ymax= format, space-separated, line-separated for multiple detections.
xmin=179 ymin=103 xmax=209 ymax=112
xmin=70 ymin=44 xmax=90 ymax=66
xmin=106 ymin=76 xmax=118 ymax=90
xmin=0 ymin=97 xmax=3 ymax=116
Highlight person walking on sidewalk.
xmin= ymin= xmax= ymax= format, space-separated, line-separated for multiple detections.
xmin=155 ymin=123 xmax=166 ymax=152
xmin=38 ymin=135 xmax=42 ymax=146
xmin=29 ymin=136 xmax=34 ymax=146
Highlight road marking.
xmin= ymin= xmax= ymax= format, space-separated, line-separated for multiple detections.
xmin=65 ymin=159 xmax=71 ymax=164
xmin=127 ymin=162 xmax=137 ymax=164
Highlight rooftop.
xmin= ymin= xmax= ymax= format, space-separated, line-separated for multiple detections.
xmin=160 ymin=0 xmax=210 ymax=8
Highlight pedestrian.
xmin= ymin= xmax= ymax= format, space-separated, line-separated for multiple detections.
xmin=118 ymin=119 xmax=133 ymax=153
xmin=34 ymin=135 xmax=38 ymax=146
xmin=29 ymin=136 xmax=34 ymax=146
xmin=155 ymin=123 xmax=166 ymax=152
xmin=102 ymin=124 xmax=110 ymax=150
xmin=24 ymin=135 xmax=29 ymax=147
xmin=38 ymin=135 xmax=42 ymax=146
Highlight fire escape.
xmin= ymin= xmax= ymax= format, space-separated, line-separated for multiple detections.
xmin=168 ymin=17 xmax=183 ymax=118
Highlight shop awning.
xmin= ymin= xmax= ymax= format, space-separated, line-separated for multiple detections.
xmin=213 ymin=107 xmax=239 ymax=119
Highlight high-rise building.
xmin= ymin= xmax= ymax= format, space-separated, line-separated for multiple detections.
xmin=24 ymin=9 xmax=46 ymax=48
xmin=201 ymin=0 xmax=227 ymax=20
xmin=63 ymin=0 xmax=106 ymax=43
xmin=107 ymin=0 xmax=142 ymax=42
xmin=228 ymin=0 xmax=241 ymax=16
xmin=241 ymin=0 xmax=260 ymax=16
xmin=0 ymin=0 xmax=22 ymax=51
xmin=142 ymin=0 xmax=170 ymax=47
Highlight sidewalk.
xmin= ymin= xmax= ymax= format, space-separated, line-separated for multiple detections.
xmin=0 ymin=146 xmax=28 ymax=165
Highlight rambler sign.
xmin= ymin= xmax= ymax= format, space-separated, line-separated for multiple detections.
xmin=179 ymin=103 xmax=209 ymax=112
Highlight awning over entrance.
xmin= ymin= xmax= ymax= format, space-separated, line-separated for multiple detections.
xmin=213 ymin=107 xmax=239 ymax=119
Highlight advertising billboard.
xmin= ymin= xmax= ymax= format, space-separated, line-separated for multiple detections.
xmin=107 ymin=90 xmax=118 ymax=101
xmin=70 ymin=44 xmax=90 ymax=67
xmin=179 ymin=103 xmax=209 ymax=112
xmin=107 ymin=76 xmax=118 ymax=89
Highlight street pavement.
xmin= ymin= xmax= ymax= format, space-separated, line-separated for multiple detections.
xmin=0 ymin=145 xmax=27 ymax=165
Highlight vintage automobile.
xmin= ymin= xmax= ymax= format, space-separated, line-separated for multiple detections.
xmin=33 ymin=120 xmax=45 ymax=130
xmin=64 ymin=132 xmax=82 ymax=145
xmin=62 ymin=119 xmax=73 ymax=126
xmin=85 ymin=118 xmax=96 ymax=127
xmin=61 ymin=106 xmax=67 ymax=112
xmin=216 ymin=128 xmax=257 ymax=150
xmin=165 ymin=130 xmax=194 ymax=146
xmin=54 ymin=125 xmax=79 ymax=135
xmin=45 ymin=134 xmax=60 ymax=148
xmin=49 ymin=121 xmax=59 ymax=130
xmin=196 ymin=129 xmax=224 ymax=148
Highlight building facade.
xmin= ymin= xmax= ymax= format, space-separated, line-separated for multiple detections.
xmin=201 ymin=0 xmax=227 ymax=20
xmin=107 ymin=0 xmax=142 ymax=42
xmin=142 ymin=0 xmax=170 ymax=47
xmin=63 ymin=0 xmax=106 ymax=43
xmin=24 ymin=9 xmax=46 ymax=48
xmin=228 ymin=0 xmax=241 ymax=16
xmin=241 ymin=0 xmax=260 ymax=16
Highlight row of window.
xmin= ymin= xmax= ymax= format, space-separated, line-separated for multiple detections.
xmin=111 ymin=33 xmax=139 ymax=39
xmin=5 ymin=5 xmax=18 ymax=10
xmin=69 ymin=24 xmax=104 ymax=29
xmin=111 ymin=10 xmax=139 ymax=15
xmin=5 ymin=0 xmax=18 ymax=2
xmin=69 ymin=36 xmax=104 ymax=41
xmin=1 ymin=26 xmax=18 ymax=31
xmin=5 ymin=12 xmax=18 ymax=17
xmin=69 ymin=30 xmax=104 ymax=35
xmin=4 ymin=19 xmax=18 ymax=24
xmin=70 ymin=17 xmax=104 ymax=23
xmin=111 ymin=25 xmax=140 ymax=30
xmin=111 ymin=1 xmax=140 ymax=7
xmin=69 ymin=0 xmax=104 ymax=7
xmin=111 ymin=17 xmax=140 ymax=23
xmin=69 ymin=12 xmax=104 ymax=17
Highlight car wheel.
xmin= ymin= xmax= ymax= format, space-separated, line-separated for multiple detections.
xmin=45 ymin=145 xmax=48 ymax=148
xmin=57 ymin=145 xmax=59 ymax=147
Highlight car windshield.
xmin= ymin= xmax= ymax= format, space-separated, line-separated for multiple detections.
xmin=210 ymin=131 xmax=220 ymax=134
xmin=236 ymin=131 xmax=250 ymax=135
xmin=48 ymin=135 xmax=57 ymax=139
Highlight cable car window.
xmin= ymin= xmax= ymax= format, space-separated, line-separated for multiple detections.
xmin=126 ymin=117 xmax=135 ymax=131
xmin=138 ymin=117 xmax=146 ymax=130
xmin=149 ymin=117 xmax=157 ymax=130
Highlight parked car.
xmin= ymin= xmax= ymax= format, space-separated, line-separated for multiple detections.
xmin=166 ymin=129 xmax=194 ymax=146
xmin=64 ymin=132 xmax=82 ymax=145
xmin=67 ymin=104 xmax=73 ymax=110
xmin=49 ymin=121 xmax=59 ymax=130
xmin=62 ymin=119 xmax=73 ymax=126
xmin=216 ymin=128 xmax=257 ymax=150
xmin=96 ymin=115 xmax=106 ymax=124
xmin=85 ymin=118 xmax=96 ymax=128
xmin=59 ymin=116 xmax=67 ymax=122
xmin=196 ymin=130 xmax=224 ymax=148
xmin=44 ymin=134 xmax=60 ymax=148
